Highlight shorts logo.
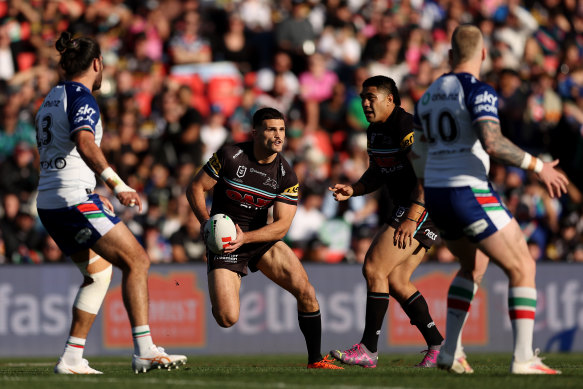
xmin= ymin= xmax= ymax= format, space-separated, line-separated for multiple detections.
xmin=75 ymin=228 xmax=92 ymax=244
xmin=424 ymin=229 xmax=437 ymax=240
xmin=103 ymin=207 xmax=115 ymax=217
xmin=237 ymin=166 xmax=247 ymax=178
xmin=464 ymin=219 xmax=488 ymax=237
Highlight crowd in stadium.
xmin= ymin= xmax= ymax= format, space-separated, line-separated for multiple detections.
xmin=0 ymin=0 xmax=582 ymax=265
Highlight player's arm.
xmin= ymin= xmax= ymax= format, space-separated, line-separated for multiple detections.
xmin=475 ymin=119 xmax=569 ymax=198
xmin=224 ymin=202 xmax=296 ymax=253
xmin=329 ymin=161 xmax=383 ymax=201
xmin=186 ymin=168 xmax=217 ymax=227
xmin=75 ymin=130 xmax=142 ymax=211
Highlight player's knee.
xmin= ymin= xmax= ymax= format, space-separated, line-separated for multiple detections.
xmin=213 ymin=308 xmax=238 ymax=328
xmin=291 ymin=279 xmax=318 ymax=310
xmin=504 ymin=256 xmax=535 ymax=284
xmin=120 ymin=252 xmax=150 ymax=274
xmin=388 ymin=280 xmax=410 ymax=301
xmin=73 ymin=262 xmax=112 ymax=314
xmin=362 ymin=260 xmax=383 ymax=283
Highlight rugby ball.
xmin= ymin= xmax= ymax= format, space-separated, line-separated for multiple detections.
xmin=204 ymin=214 xmax=237 ymax=254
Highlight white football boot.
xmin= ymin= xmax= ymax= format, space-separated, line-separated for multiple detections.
xmin=511 ymin=349 xmax=561 ymax=375
xmin=54 ymin=358 xmax=103 ymax=374
xmin=132 ymin=345 xmax=187 ymax=374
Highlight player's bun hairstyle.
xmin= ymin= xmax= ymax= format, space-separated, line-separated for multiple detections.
xmin=362 ymin=75 xmax=401 ymax=106
xmin=56 ymin=31 xmax=101 ymax=78
xmin=252 ymin=107 xmax=285 ymax=129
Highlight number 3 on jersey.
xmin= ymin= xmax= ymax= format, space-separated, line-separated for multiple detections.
xmin=37 ymin=114 xmax=53 ymax=149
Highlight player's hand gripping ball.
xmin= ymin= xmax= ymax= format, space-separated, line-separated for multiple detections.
xmin=204 ymin=214 xmax=237 ymax=254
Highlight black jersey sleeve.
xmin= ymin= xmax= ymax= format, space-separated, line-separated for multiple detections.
xmin=398 ymin=113 xmax=415 ymax=151
xmin=203 ymin=148 xmax=227 ymax=180
xmin=275 ymin=159 xmax=299 ymax=206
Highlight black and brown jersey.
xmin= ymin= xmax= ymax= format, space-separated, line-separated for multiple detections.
xmin=360 ymin=106 xmax=418 ymax=208
xmin=203 ymin=142 xmax=299 ymax=231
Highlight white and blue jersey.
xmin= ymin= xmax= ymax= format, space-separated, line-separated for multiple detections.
xmin=36 ymin=81 xmax=103 ymax=209
xmin=414 ymin=72 xmax=512 ymax=242
xmin=35 ymin=81 xmax=120 ymax=255
xmin=414 ymin=72 xmax=498 ymax=188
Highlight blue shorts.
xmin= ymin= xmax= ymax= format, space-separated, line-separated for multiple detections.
xmin=37 ymin=194 xmax=121 ymax=256
xmin=424 ymin=184 xmax=512 ymax=242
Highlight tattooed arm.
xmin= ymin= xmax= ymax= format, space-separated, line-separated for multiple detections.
xmin=475 ymin=119 xmax=569 ymax=198
xmin=475 ymin=119 xmax=526 ymax=166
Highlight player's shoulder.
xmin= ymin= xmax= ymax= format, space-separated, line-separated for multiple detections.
xmin=455 ymin=72 xmax=496 ymax=97
xmin=63 ymin=81 xmax=98 ymax=109
xmin=275 ymin=153 xmax=297 ymax=182
xmin=395 ymin=106 xmax=414 ymax=126
xmin=220 ymin=142 xmax=250 ymax=159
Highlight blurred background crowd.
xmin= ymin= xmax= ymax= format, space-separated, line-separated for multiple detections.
xmin=0 ymin=0 xmax=582 ymax=265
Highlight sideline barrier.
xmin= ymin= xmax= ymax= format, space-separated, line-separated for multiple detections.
xmin=0 ymin=263 xmax=581 ymax=356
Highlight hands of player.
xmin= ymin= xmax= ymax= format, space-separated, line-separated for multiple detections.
xmin=224 ymin=224 xmax=245 ymax=254
xmin=328 ymin=184 xmax=354 ymax=201
xmin=537 ymin=159 xmax=569 ymax=198
xmin=99 ymin=195 xmax=114 ymax=212
xmin=393 ymin=218 xmax=416 ymax=249
xmin=116 ymin=190 xmax=142 ymax=213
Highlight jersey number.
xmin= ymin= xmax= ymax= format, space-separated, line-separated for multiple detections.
xmin=37 ymin=115 xmax=53 ymax=148
xmin=421 ymin=111 xmax=458 ymax=143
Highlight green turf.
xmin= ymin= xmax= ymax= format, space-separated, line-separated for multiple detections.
xmin=0 ymin=353 xmax=580 ymax=389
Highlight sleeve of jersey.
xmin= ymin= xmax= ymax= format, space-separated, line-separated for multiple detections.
xmin=202 ymin=149 xmax=224 ymax=180
xmin=468 ymin=84 xmax=500 ymax=124
xmin=275 ymin=165 xmax=299 ymax=205
xmin=67 ymin=93 xmax=99 ymax=139
xmin=398 ymin=114 xmax=415 ymax=151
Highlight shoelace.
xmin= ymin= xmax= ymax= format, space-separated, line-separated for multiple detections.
xmin=345 ymin=344 xmax=363 ymax=357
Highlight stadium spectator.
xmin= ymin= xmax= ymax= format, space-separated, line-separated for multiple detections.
xmin=0 ymin=0 xmax=580 ymax=265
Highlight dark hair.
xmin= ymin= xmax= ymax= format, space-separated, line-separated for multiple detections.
xmin=362 ymin=75 xmax=401 ymax=106
xmin=252 ymin=107 xmax=285 ymax=129
xmin=56 ymin=31 xmax=101 ymax=78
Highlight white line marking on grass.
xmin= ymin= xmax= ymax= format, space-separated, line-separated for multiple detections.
xmin=0 ymin=376 xmax=414 ymax=389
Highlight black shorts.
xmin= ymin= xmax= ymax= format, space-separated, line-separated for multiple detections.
xmin=388 ymin=205 xmax=440 ymax=249
xmin=206 ymin=241 xmax=278 ymax=276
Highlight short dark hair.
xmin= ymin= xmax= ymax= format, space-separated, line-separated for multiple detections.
xmin=252 ymin=107 xmax=285 ymax=129
xmin=362 ymin=75 xmax=401 ymax=106
xmin=56 ymin=31 xmax=101 ymax=79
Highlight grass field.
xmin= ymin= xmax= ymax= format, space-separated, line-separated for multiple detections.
xmin=1 ymin=353 xmax=581 ymax=389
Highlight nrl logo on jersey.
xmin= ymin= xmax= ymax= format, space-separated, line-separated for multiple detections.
xmin=236 ymin=165 xmax=247 ymax=178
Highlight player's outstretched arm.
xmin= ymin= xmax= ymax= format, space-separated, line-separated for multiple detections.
xmin=186 ymin=168 xmax=217 ymax=228
xmin=75 ymin=130 xmax=142 ymax=211
xmin=328 ymin=183 xmax=355 ymax=201
xmin=476 ymin=119 xmax=568 ymax=198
